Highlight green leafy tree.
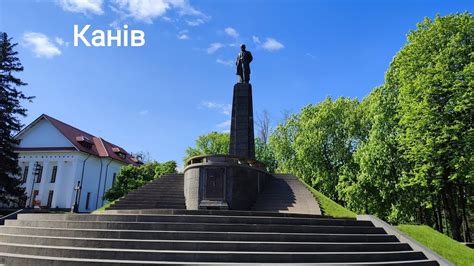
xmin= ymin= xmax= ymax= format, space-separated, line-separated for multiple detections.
xmin=155 ymin=161 xmax=178 ymax=177
xmin=185 ymin=132 xmax=278 ymax=172
xmin=339 ymin=87 xmax=408 ymax=222
xmin=268 ymin=13 xmax=473 ymax=243
xmin=386 ymin=13 xmax=473 ymax=241
xmin=0 ymin=32 xmax=32 ymax=206
xmin=184 ymin=132 xmax=229 ymax=162
xmin=275 ymin=97 xmax=363 ymax=201
xmin=104 ymin=160 xmax=177 ymax=201
xmin=269 ymin=114 xmax=300 ymax=175
xmin=255 ymin=137 xmax=278 ymax=173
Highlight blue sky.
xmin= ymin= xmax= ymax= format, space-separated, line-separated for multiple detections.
xmin=1 ymin=0 xmax=472 ymax=166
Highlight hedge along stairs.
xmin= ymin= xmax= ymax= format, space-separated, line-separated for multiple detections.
xmin=0 ymin=174 xmax=444 ymax=265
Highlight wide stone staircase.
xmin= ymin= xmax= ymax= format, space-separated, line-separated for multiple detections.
xmin=0 ymin=173 xmax=442 ymax=265
xmin=252 ymin=174 xmax=321 ymax=214
xmin=107 ymin=174 xmax=185 ymax=210
xmin=0 ymin=209 xmax=439 ymax=265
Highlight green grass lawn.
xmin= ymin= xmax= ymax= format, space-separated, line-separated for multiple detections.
xmin=301 ymin=181 xmax=357 ymax=218
xmin=397 ymin=224 xmax=474 ymax=266
xmin=93 ymin=200 xmax=117 ymax=213
xmin=300 ymin=178 xmax=472 ymax=265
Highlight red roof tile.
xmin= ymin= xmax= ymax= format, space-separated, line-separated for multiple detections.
xmin=20 ymin=114 xmax=140 ymax=165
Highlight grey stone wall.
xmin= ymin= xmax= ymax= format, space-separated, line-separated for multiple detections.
xmin=184 ymin=159 xmax=272 ymax=210
xmin=184 ymin=168 xmax=200 ymax=210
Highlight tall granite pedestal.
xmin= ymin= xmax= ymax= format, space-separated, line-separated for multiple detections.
xmin=184 ymin=82 xmax=271 ymax=210
xmin=229 ymin=83 xmax=255 ymax=159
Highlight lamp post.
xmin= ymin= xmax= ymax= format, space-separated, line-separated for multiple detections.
xmin=71 ymin=181 xmax=81 ymax=213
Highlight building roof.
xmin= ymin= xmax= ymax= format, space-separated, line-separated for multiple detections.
xmin=15 ymin=114 xmax=141 ymax=166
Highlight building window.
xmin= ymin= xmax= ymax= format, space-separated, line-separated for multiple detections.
xmin=22 ymin=166 xmax=29 ymax=183
xmin=47 ymin=190 xmax=54 ymax=208
xmin=50 ymin=165 xmax=57 ymax=183
xmin=85 ymin=192 xmax=91 ymax=210
xmin=112 ymin=173 xmax=117 ymax=184
xmin=34 ymin=163 xmax=43 ymax=183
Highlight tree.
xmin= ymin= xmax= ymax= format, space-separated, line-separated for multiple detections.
xmin=255 ymin=137 xmax=278 ymax=173
xmin=131 ymin=150 xmax=153 ymax=163
xmin=185 ymin=131 xmax=278 ymax=172
xmin=269 ymin=113 xmax=299 ymax=175
xmin=256 ymin=110 xmax=271 ymax=144
xmin=386 ymin=13 xmax=473 ymax=241
xmin=184 ymin=132 xmax=229 ymax=162
xmin=155 ymin=161 xmax=178 ymax=177
xmin=104 ymin=160 xmax=177 ymax=201
xmin=0 ymin=32 xmax=32 ymax=206
xmin=287 ymin=97 xmax=362 ymax=200
xmin=339 ymin=87 xmax=408 ymax=222
xmin=268 ymin=13 xmax=473 ymax=242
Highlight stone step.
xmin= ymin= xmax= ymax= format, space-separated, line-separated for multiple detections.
xmin=127 ymin=191 xmax=184 ymax=195
xmin=133 ymin=185 xmax=184 ymax=189
xmin=107 ymin=206 xmax=186 ymax=210
xmin=125 ymin=193 xmax=184 ymax=198
xmin=110 ymin=203 xmax=186 ymax=208
xmin=115 ymin=202 xmax=185 ymax=207
xmin=114 ymin=200 xmax=185 ymax=204
xmin=101 ymin=209 xmax=329 ymax=219
xmin=5 ymin=220 xmax=386 ymax=234
xmin=0 ymin=243 xmax=428 ymax=263
xmin=138 ymin=181 xmax=184 ymax=185
xmin=0 ymin=253 xmax=441 ymax=266
xmin=135 ymin=185 xmax=184 ymax=189
xmin=133 ymin=187 xmax=183 ymax=191
xmin=0 ymin=234 xmax=412 ymax=252
xmin=115 ymin=200 xmax=185 ymax=206
xmin=117 ymin=197 xmax=185 ymax=202
xmin=17 ymin=214 xmax=373 ymax=227
xmin=0 ymin=226 xmax=399 ymax=242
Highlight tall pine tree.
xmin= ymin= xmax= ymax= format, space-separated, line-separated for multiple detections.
xmin=0 ymin=32 xmax=32 ymax=206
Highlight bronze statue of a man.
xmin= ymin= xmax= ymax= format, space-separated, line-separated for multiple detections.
xmin=236 ymin=44 xmax=253 ymax=83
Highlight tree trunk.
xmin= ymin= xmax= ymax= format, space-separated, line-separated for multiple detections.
xmin=436 ymin=197 xmax=443 ymax=233
xmin=442 ymin=180 xmax=462 ymax=241
xmin=459 ymin=184 xmax=472 ymax=242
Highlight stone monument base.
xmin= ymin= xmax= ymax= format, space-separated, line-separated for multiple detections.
xmin=184 ymin=155 xmax=272 ymax=210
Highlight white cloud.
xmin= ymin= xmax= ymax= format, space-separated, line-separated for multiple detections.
xmin=252 ymin=35 xmax=261 ymax=45
xmin=200 ymin=101 xmax=231 ymax=115
xmin=55 ymin=37 xmax=69 ymax=47
xmin=306 ymin=52 xmax=317 ymax=60
xmin=206 ymin=42 xmax=224 ymax=54
xmin=139 ymin=110 xmax=149 ymax=115
xmin=262 ymin=38 xmax=284 ymax=51
xmin=186 ymin=18 xmax=205 ymax=26
xmin=177 ymin=29 xmax=190 ymax=40
xmin=23 ymin=32 xmax=61 ymax=58
xmin=216 ymin=120 xmax=231 ymax=129
xmin=178 ymin=34 xmax=190 ymax=40
xmin=224 ymin=27 xmax=239 ymax=38
xmin=112 ymin=0 xmax=207 ymax=24
xmin=216 ymin=59 xmax=233 ymax=66
xmin=57 ymin=0 xmax=104 ymax=15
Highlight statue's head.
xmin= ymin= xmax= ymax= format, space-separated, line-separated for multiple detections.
xmin=240 ymin=44 xmax=246 ymax=51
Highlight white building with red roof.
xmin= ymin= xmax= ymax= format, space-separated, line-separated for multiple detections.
xmin=13 ymin=114 xmax=141 ymax=212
